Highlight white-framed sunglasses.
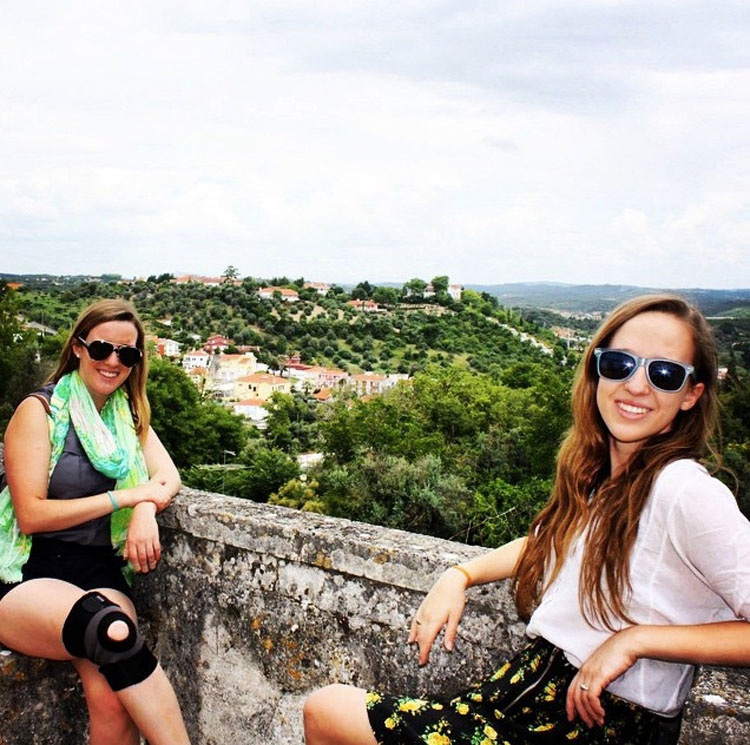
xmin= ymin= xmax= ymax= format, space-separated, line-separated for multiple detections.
xmin=593 ymin=348 xmax=694 ymax=393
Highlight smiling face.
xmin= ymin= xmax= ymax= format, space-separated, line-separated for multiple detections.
xmin=595 ymin=311 xmax=705 ymax=473
xmin=73 ymin=320 xmax=140 ymax=410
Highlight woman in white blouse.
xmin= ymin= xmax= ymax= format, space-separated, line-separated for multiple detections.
xmin=304 ymin=294 xmax=750 ymax=745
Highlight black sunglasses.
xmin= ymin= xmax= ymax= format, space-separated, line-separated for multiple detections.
xmin=77 ymin=337 xmax=143 ymax=368
xmin=593 ymin=348 xmax=694 ymax=393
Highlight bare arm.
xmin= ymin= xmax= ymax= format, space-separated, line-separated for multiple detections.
xmin=124 ymin=425 xmax=181 ymax=573
xmin=139 ymin=426 xmax=181 ymax=508
xmin=457 ymin=536 xmax=527 ymax=587
xmin=4 ymin=398 xmax=174 ymax=535
xmin=410 ymin=537 xmax=527 ymax=665
xmin=567 ymin=621 xmax=750 ymax=728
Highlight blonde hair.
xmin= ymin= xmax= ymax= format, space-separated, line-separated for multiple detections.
xmin=50 ymin=299 xmax=150 ymax=439
xmin=514 ymin=294 xmax=719 ymax=628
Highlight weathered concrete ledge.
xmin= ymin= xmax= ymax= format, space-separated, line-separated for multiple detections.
xmin=2 ymin=488 xmax=749 ymax=743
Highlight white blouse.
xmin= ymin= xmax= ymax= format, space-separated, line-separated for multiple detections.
xmin=526 ymin=458 xmax=750 ymax=717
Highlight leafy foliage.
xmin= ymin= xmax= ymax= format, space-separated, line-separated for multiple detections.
xmin=6 ymin=273 xmax=749 ymax=541
xmin=311 ymin=365 xmax=572 ymax=543
xmin=182 ymin=441 xmax=299 ymax=502
xmin=0 ymin=283 xmax=54 ymax=433
xmin=147 ymin=357 xmax=248 ymax=468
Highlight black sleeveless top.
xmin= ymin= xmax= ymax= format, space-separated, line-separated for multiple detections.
xmin=24 ymin=383 xmax=114 ymax=546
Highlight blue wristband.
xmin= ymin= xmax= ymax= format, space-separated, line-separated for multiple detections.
xmin=107 ymin=490 xmax=119 ymax=511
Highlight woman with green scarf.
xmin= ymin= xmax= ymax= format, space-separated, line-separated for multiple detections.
xmin=0 ymin=299 xmax=190 ymax=745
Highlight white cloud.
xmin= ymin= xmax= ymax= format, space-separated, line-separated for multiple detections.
xmin=1 ymin=1 xmax=749 ymax=287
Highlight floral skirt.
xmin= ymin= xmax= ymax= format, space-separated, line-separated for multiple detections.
xmin=366 ymin=637 xmax=679 ymax=745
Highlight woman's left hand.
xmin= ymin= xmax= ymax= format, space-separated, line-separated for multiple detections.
xmin=566 ymin=627 xmax=639 ymax=728
xmin=124 ymin=502 xmax=162 ymax=574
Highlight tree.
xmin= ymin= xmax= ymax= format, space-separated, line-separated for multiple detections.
xmin=403 ymin=278 xmax=427 ymax=299
xmin=263 ymin=391 xmax=319 ymax=454
xmin=147 ymin=357 xmax=247 ymax=468
xmin=222 ymin=265 xmax=240 ymax=282
xmin=372 ymin=286 xmax=399 ymax=306
xmin=351 ymin=281 xmax=374 ymax=300
xmin=269 ymin=476 xmax=325 ymax=512
xmin=467 ymin=477 xmax=552 ymax=546
xmin=431 ymin=275 xmax=449 ymax=294
xmin=182 ymin=441 xmax=301 ymax=501
xmin=0 ymin=284 xmax=50 ymax=434
xmin=319 ymin=453 xmax=470 ymax=539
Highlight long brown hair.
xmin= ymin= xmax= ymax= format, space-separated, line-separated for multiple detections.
xmin=50 ymin=299 xmax=151 ymax=439
xmin=513 ymin=294 xmax=719 ymax=628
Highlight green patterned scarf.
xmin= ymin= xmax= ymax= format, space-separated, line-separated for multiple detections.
xmin=0 ymin=370 xmax=148 ymax=584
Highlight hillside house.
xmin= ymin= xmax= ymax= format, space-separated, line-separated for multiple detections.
xmin=171 ymin=274 xmax=223 ymax=286
xmin=182 ymin=349 xmax=212 ymax=371
xmin=350 ymin=373 xmax=389 ymax=396
xmin=213 ymin=353 xmax=258 ymax=383
xmin=350 ymin=373 xmax=408 ymax=397
xmin=186 ymin=367 xmax=209 ymax=394
xmin=288 ymin=365 xmax=349 ymax=391
xmin=347 ymin=299 xmax=383 ymax=313
xmin=448 ymin=284 xmax=463 ymax=302
xmin=303 ymin=281 xmax=331 ymax=295
xmin=233 ymin=398 xmax=269 ymax=426
xmin=257 ymin=287 xmax=299 ymax=303
xmin=204 ymin=334 xmax=232 ymax=353
xmin=157 ymin=338 xmax=181 ymax=357
xmin=233 ymin=372 xmax=291 ymax=401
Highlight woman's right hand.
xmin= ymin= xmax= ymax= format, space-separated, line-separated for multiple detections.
xmin=408 ymin=567 xmax=468 ymax=666
xmin=120 ymin=478 xmax=173 ymax=512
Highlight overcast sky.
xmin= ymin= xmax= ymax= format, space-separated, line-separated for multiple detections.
xmin=1 ymin=1 xmax=749 ymax=288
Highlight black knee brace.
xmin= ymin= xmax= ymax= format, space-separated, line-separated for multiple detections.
xmin=62 ymin=591 xmax=158 ymax=691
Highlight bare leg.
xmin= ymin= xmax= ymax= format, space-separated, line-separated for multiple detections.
xmin=116 ymin=662 xmax=191 ymax=745
xmin=304 ymin=684 xmax=377 ymax=745
xmin=73 ymin=659 xmax=140 ymax=745
xmin=92 ymin=587 xmax=191 ymax=745
xmin=0 ymin=579 xmax=190 ymax=745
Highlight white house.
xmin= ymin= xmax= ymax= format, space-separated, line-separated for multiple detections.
xmin=233 ymin=398 xmax=269 ymax=427
xmin=303 ymin=281 xmax=331 ymax=295
xmin=257 ymin=286 xmax=299 ymax=303
xmin=157 ymin=338 xmax=181 ymax=357
xmin=182 ymin=349 xmax=212 ymax=371
xmin=448 ymin=284 xmax=463 ymax=302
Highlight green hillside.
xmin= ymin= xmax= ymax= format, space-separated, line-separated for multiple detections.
xmin=12 ymin=275 xmax=569 ymax=377
xmin=3 ymin=275 xmax=748 ymax=544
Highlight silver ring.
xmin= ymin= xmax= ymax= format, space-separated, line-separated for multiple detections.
xmin=580 ymin=683 xmax=589 ymax=692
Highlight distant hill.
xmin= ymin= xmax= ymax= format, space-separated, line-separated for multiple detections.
xmin=5 ymin=273 xmax=749 ymax=317
xmin=464 ymin=282 xmax=750 ymax=316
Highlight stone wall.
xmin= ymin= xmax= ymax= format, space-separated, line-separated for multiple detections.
xmin=2 ymin=488 xmax=749 ymax=744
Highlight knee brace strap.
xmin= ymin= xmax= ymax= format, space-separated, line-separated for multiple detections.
xmin=62 ymin=591 xmax=158 ymax=691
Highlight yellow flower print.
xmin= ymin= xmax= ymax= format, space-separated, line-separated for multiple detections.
xmin=483 ymin=724 xmax=498 ymax=740
xmin=543 ymin=682 xmax=557 ymax=701
xmin=365 ymin=692 xmax=382 ymax=706
xmin=509 ymin=670 xmax=525 ymax=685
xmin=532 ymin=723 xmax=554 ymax=732
xmin=529 ymin=654 xmax=542 ymax=672
xmin=431 ymin=703 xmax=444 ymax=710
xmin=469 ymin=692 xmax=483 ymax=702
xmin=490 ymin=662 xmax=511 ymax=681
xmin=426 ymin=733 xmax=451 ymax=745
xmin=566 ymin=730 xmax=581 ymax=739
xmin=385 ymin=717 xmax=397 ymax=730
xmin=480 ymin=739 xmax=493 ymax=745
xmin=455 ymin=702 xmax=469 ymax=715
xmin=398 ymin=699 xmax=427 ymax=713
